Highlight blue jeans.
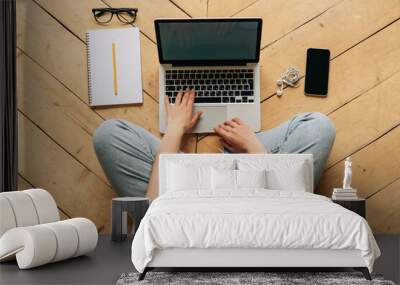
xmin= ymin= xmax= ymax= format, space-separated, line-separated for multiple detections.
xmin=93 ymin=112 xmax=335 ymax=197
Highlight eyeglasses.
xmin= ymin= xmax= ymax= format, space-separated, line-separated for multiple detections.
xmin=92 ymin=8 xmax=138 ymax=24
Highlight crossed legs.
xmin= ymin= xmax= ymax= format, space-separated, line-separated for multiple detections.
xmin=93 ymin=112 xmax=335 ymax=197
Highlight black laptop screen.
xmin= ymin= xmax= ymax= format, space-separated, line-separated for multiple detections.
xmin=155 ymin=19 xmax=262 ymax=64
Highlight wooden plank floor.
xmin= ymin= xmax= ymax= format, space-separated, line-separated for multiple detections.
xmin=16 ymin=0 xmax=400 ymax=234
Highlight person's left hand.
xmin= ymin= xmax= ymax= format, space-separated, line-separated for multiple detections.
xmin=214 ymin=118 xmax=266 ymax=153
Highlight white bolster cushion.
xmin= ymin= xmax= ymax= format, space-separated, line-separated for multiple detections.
xmin=0 ymin=196 xmax=17 ymax=237
xmin=0 ymin=189 xmax=59 ymax=238
xmin=23 ymin=189 xmax=59 ymax=224
xmin=0 ymin=225 xmax=57 ymax=268
xmin=42 ymin=222 xmax=79 ymax=262
xmin=0 ymin=218 xmax=98 ymax=269
xmin=0 ymin=191 xmax=39 ymax=228
xmin=64 ymin=218 xmax=98 ymax=257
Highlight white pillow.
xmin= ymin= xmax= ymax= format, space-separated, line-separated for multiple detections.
xmin=167 ymin=162 xmax=212 ymax=191
xmin=211 ymin=169 xmax=268 ymax=190
xmin=238 ymin=159 xmax=309 ymax=191
xmin=265 ymin=166 xmax=307 ymax=191
xmin=167 ymin=158 xmax=236 ymax=170
xmin=212 ymin=168 xmax=236 ymax=190
xmin=166 ymin=159 xmax=236 ymax=192
xmin=236 ymin=169 xmax=267 ymax=188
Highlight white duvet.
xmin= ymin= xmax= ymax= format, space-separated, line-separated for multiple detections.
xmin=131 ymin=189 xmax=380 ymax=273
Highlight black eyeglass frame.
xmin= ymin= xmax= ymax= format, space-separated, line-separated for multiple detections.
xmin=92 ymin=8 xmax=138 ymax=24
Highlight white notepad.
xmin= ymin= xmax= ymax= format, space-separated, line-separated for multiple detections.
xmin=86 ymin=27 xmax=142 ymax=106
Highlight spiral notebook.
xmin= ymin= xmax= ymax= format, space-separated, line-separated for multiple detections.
xmin=86 ymin=27 xmax=142 ymax=106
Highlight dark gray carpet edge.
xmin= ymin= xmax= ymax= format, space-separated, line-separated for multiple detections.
xmin=116 ymin=271 xmax=396 ymax=285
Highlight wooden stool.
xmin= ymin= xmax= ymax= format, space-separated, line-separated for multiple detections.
xmin=111 ymin=197 xmax=149 ymax=242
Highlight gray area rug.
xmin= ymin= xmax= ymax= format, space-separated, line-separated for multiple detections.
xmin=116 ymin=271 xmax=395 ymax=285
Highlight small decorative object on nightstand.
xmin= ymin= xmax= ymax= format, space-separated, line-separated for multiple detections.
xmin=332 ymin=198 xmax=366 ymax=218
xmin=342 ymin=156 xmax=353 ymax=190
xmin=112 ymin=197 xmax=149 ymax=242
xmin=332 ymin=156 xmax=359 ymax=200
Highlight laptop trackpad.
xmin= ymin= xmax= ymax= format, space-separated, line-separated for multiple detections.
xmin=192 ymin=106 xmax=227 ymax=133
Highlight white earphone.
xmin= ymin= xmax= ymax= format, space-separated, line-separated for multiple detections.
xmin=276 ymin=67 xmax=301 ymax=97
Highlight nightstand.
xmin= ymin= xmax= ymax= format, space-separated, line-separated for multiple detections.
xmin=332 ymin=198 xmax=366 ymax=218
xmin=111 ymin=197 xmax=150 ymax=242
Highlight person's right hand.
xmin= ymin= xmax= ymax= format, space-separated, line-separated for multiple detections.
xmin=214 ymin=118 xmax=266 ymax=153
xmin=164 ymin=89 xmax=202 ymax=137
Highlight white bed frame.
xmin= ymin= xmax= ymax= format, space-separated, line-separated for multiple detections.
xmin=148 ymin=248 xmax=365 ymax=268
xmin=141 ymin=154 xmax=371 ymax=280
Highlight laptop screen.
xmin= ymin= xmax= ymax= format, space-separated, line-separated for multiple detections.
xmin=155 ymin=19 xmax=262 ymax=64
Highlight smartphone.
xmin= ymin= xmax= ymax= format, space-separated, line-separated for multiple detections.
xmin=304 ymin=48 xmax=330 ymax=96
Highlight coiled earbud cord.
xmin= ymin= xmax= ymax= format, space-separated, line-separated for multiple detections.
xmin=276 ymin=66 xmax=301 ymax=97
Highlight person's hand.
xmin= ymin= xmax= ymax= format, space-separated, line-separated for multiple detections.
xmin=164 ymin=89 xmax=202 ymax=137
xmin=214 ymin=118 xmax=266 ymax=153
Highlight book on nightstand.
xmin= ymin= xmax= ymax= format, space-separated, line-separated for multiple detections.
xmin=332 ymin=187 xmax=359 ymax=200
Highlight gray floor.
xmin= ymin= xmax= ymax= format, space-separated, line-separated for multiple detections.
xmin=0 ymin=235 xmax=398 ymax=285
xmin=374 ymin=235 xmax=400 ymax=284
xmin=0 ymin=235 xmax=134 ymax=285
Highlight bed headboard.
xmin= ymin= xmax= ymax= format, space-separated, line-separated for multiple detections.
xmin=158 ymin=153 xmax=314 ymax=195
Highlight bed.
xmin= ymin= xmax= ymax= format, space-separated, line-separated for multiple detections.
xmin=131 ymin=154 xmax=380 ymax=280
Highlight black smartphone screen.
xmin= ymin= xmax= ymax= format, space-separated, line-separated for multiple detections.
xmin=304 ymin=48 xmax=330 ymax=96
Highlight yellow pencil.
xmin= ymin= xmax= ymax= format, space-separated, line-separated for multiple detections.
xmin=112 ymin=42 xmax=118 ymax=96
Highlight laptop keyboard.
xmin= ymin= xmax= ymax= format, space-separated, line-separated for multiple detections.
xmin=165 ymin=69 xmax=254 ymax=104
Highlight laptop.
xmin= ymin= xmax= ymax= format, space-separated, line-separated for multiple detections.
xmin=155 ymin=18 xmax=262 ymax=133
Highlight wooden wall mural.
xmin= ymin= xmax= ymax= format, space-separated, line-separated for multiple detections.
xmin=16 ymin=0 xmax=400 ymax=233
